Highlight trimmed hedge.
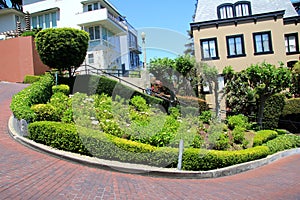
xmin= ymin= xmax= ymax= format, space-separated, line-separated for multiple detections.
xmin=279 ymin=98 xmax=300 ymax=133
xmin=23 ymin=75 xmax=41 ymax=84
xmin=28 ymin=121 xmax=300 ymax=171
xmin=264 ymin=134 xmax=300 ymax=154
xmin=253 ymin=130 xmax=278 ymax=147
xmin=52 ymin=84 xmax=70 ymax=95
xmin=28 ymin=122 xmax=90 ymax=155
xmin=10 ymin=73 xmax=54 ymax=122
xmin=263 ymin=94 xmax=286 ymax=130
xmin=182 ymin=146 xmax=270 ymax=171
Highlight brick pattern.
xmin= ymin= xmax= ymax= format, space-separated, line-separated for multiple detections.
xmin=0 ymin=82 xmax=300 ymax=200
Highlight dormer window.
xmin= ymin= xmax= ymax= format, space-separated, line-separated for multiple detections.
xmin=218 ymin=4 xmax=234 ymax=19
xmin=217 ymin=1 xmax=251 ymax=19
xmin=235 ymin=1 xmax=251 ymax=17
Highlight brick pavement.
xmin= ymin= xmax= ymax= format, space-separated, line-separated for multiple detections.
xmin=0 ymin=82 xmax=300 ymax=200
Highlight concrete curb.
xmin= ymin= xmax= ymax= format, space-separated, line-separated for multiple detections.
xmin=8 ymin=116 xmax=300 ymax=179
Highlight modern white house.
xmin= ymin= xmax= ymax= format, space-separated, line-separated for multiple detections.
xmin=22 ymin=0 xmax=141 ymax=74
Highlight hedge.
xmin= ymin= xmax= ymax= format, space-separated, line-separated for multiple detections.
xmin=27 ymin=121 xmax=300 ymax=171
xmin=264 ymin=134 xmax=300 ymax=154
xmin=182 ymin=146 xmax=270 ymax=171
xmin=263 ymin=94 xmax=286 ymax=130
xmin=10 ymin=73 xmax=54 ymax=122
xmin=23 ymin=75 xmax=41 ymax=84
xmin=253 ymin=130 xmax=278 ymax=147
xmin=52 ymin=84 xmax=70 ymax=96
xmin=28 ymin=121 xmax=178 ymax=168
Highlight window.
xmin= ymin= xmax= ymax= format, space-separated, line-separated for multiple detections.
xmin=200 ymin=38 xmax=219 ymax=60
xmin=253 ymin=31 xmax=273 ymax=55
xmin=226 ymin=34 xmax=245 ymax=58
xmin=45 ymin=14 xmax=50 ymax=28
xmin=285 ymin=33 xmax=299 ymax=55
xmin=218 ymin=4 xmax=234 ymax=19
xmin=235 ymin=1 xmax=251 ymax=17
xmin=86 ymin=3 xmax=100 ymax=12
xmin=217 ymin=1 xmax=251 ymax=19
xmin=88 ymin=53 xmax=94 ymax=64
xmin=31 ymin=12 xmax=57 ymax=29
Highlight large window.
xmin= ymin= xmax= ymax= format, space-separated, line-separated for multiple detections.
xmin=217 ymin=1 xmax=251 ymax=19
xmin=285 ymin=33 xmax=299 ymax=55
xmin=31 ymin=12 xmax=57 ymax=29
xmin=253 ymin=31 xmax=273 ymax=55
xmin=226 ymin=34 xmax=245 ymax=58
xmin=200 ymin=38 xmax=219 ymax=60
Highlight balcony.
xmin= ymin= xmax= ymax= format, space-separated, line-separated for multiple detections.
xmin=76 ymin=8 xmax=127 ymax=35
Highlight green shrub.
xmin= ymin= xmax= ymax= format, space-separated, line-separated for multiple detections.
xmin=253 ymin=130 xmax=278 ymax=146
xmin=232 ymin=126 xmax=246 ymax=144
xmin=49 ymin=92 xmax=72 ymax=121
xmin=276 ymin=129 xmax=289 ymax=135
xmin=199 ymin=110 xmax=212 ymax=124
xmin=21 ymin=31 xmax=36 ymax=37
xmin=182 ymin=146 xmax=270 ymax=171
xmin=264 ymin=134 xmax=300 ymax=154
xmin=28 ymin=122 xmax=178 ymax=167
xmin=263 ymin=94 xmax=286 ymax=130
xmin=279 ymin=98 xmax=300 ymax=133
xmin=130 ymin=96 xmax=149 ymax=112
xmin=10 ymin=73 xmax=54 ymax=122
xmin=282 ymin=98 xmax=300 ymax=116
xmin=28 ymin=122 xmax=90 ymax=155
xmin=31 ymin=104 xmax=60 ymax=122
xmin=227 ymin=114 xmax=250 ymax=130
xmin=23 ymin=75 xmax=41 ymax=84
xmin=52 ymin=84 xmax=70 ymax=95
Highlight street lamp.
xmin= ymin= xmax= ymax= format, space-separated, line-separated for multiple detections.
xmin=141 ymin=32 xmax=146 ymax=69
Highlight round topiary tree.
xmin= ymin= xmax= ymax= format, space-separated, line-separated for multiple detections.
xmin=35 ymin=28 xmax=90 ymax=78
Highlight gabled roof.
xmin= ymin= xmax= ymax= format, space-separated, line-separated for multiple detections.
xmin=194 ymin=0 xmax=298 ymax=22
xmin=0 ymin=8 xmax=25 ymax=16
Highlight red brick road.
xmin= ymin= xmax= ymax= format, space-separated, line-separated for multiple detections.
xmin=1 ymin=82 xmax=300 ymax=200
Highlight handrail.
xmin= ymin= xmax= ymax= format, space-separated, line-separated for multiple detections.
xmin=77 ymin=64 xmax=145 ymax=93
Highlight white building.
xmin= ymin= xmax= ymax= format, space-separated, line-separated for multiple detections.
xmin=0 ymin=8 xmax=25 ymax=39
xmin=22 ymin=0 xmax=141 ymax=74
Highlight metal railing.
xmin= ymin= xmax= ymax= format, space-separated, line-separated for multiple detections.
xmin=76 ymin=64 xmax=145 ymax=93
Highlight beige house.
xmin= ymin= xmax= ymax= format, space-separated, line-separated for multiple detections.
xmin=190 ymin=0 xmax=300 ymax=115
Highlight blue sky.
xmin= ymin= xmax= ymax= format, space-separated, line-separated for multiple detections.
xmin=109 ymin=0 xmax=197 ymax=61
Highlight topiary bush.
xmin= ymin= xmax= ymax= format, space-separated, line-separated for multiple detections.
xmin=10 ymin=73 xmax=54 ymax=122
xmin=52 ymin=84 xmax=70 ymax=96
xmin=35 ymin=28 xmax=90 ymax=78
xmin=31 ymin=104 xmax=60 ymax=122
xmin=253 ymin=130 xmax=278 ymax=147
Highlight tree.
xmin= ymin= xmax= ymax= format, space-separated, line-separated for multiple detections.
xmin=0 ymin=0 xmax=22 ymax=10
xmin=224 ymin=62 xmax=292 ymax=128
xmin=35 ymin=28 xmax=89 ymax=78
xmin=149 ymin=56 xmax=199 ymax=96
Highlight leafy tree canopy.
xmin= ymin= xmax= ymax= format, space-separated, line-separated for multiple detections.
xmin=35 ymin=28 xmax=90 ymax=78
xmin=224 ymin=62 xmax=292 ymax=128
